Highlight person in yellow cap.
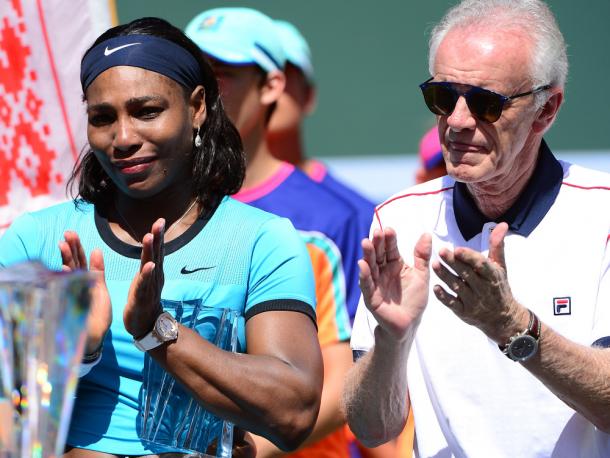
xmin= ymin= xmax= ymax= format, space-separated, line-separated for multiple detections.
xmin=186 ymin=8 xmax=361 ymax=458
xmin=267 ymin=21 xmax=376 ymax=319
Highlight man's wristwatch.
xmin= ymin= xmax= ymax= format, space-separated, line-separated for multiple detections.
xmin=134 ymin=311 xmax=179 ymax=352
xmin=500 ymin=309 xmax=541 ymax=362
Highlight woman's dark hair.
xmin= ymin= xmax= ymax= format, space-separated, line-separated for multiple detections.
xmin=68 ymin=17 xmax=245 ymax=216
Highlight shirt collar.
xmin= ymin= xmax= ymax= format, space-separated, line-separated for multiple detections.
xmin=453 ymin=140 xmax=563 ymax=241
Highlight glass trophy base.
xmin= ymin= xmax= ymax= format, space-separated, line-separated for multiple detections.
xmin=140 ymin=300 xmax=240 ymax=458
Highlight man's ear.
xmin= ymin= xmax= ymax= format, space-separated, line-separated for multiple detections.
xmin=190 ymin=85 xmax=207 ymax=129
xmin=260 ymin=70 xmax=286 ymax=106
xmin=532 ymin=88 xmax=563 ymax=135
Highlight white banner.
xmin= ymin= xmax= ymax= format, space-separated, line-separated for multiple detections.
xmin=0 ymin=0 xmax=114 ymax=231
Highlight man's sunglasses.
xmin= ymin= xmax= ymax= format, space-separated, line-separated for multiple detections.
xmin=419 ymin=77 xmax=551 ymax=123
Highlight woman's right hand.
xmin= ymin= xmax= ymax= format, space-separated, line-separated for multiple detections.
xmin=123 ymin=218 xmax=165 ymax=340
xmin=59 ymin=231 xmax=112 ymax=355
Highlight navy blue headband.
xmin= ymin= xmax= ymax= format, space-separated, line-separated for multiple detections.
xmin=80 ymin=35 xmax=201 ymax=92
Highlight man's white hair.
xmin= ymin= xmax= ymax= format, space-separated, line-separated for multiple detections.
xmin=428 ymin=0 xmax=568 ymax=107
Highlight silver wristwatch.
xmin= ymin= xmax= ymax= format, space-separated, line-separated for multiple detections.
xmin=134 ymin=311 xmax=179 ymax=352
xmin=500 ymin=310 xmax=541 ymax=362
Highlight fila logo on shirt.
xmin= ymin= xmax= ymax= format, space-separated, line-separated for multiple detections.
xmin=553 ymin=297 xmax=571 ymax=316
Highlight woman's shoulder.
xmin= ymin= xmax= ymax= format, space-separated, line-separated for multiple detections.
xmin=26 ymin=199 xmax=93 ymax=219
xmin=0 ymin=200 xmax=94 ymax=268
xmin=8 ymin=200 xmax=92 ymax=232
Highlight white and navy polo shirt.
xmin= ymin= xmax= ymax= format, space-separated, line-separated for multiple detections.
xmin=351 ymin=141 xmax=610 ymax=458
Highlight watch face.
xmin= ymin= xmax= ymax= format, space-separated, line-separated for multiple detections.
xmin=155 ymin=313 xmax=179 ymax=341
xmin=508 ymin=335 xmax=538 ymax=362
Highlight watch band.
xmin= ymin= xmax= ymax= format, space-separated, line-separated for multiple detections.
xmin=529 ymin=311 xmax=541 ymax=340
xmin=134 ymin=330 xmax=163 ymax=352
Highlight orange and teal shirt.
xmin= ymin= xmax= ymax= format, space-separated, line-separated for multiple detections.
xmin=235 ymin=163 xmax=358 ymax=458
xmin=306 ymin=160 xmax=376 ymax=322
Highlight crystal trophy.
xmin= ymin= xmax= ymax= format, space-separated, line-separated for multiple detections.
xmin=0 ymin=262 xmax=92 ymax=458
xmin=140 ymin=299 xmax=241 ymax=458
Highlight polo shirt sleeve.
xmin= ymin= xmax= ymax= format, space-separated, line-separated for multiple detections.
xmin=244 ymin=217 xmax=316 ymax=325
xmin=0 ymin=213 xmax=41 ymax=268
xmin=350 ymin=296 xmax=378 ymax=354
xmin=350 ymin=214 xmax=384 ymax=354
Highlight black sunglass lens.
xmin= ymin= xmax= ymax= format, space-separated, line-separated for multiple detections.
xmin=467 ymin=89 xmax=504 ymax=123
xmin=422 ymin=84 xmax=457 ymax=116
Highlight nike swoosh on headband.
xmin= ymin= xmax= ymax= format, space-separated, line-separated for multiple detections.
xmin=104 ymin=42 xmax=141 ymax=56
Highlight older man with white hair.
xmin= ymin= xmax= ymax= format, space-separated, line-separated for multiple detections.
xmin=343 ymin=1 xmax=610 ymax=456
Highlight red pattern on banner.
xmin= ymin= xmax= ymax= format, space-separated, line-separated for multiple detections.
xmin=11 ymin=0 xmax=22 ymax=17
xmin=12 ymin=118 xmax=55 ymax=198
xmin=0 ymin=96 xmax=11 ymax=126
xmin=0 ymin=17 xmax=30 ymax=95
xmin=0 ymin=146 xmax=10 ymax=206
xmin=0 ymin=0 xmax=61 ymax=212
xmin=25 ymin=88 xmax=42 ymax=119
xmin=35 ymin=0 xmax=78 ymax=161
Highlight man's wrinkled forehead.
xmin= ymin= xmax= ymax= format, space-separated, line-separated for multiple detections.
xmin=434 ymin=25 xmax=534 ymax=80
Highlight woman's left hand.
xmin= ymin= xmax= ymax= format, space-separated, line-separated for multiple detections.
xmin=123 ymin=218 xmax=165 ymax=339
xmin=59 ymin=231 xmax=112 ymax=355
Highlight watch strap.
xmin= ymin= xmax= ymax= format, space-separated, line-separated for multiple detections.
xmin=529 ymin=311 xmax=541 ymax=340
xmin=134 ymin=330 xmax=163 ymax=352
